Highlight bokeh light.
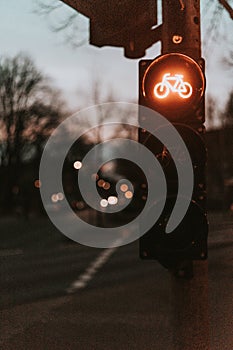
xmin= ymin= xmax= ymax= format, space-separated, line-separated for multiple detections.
xmin=125 ymin=191 xmax=133 ymax=199
xmin=73 ymin=161 xmax=82 ymax=170
xmin=108 ymin=196 xmax=118 ymax=205
xmin=120 ymin=184 xmax=128 ymax=192
xmin=100 ymin=199 xmax=108 ymax=207
xmin=34 ymin=179 xmax=41 ymax=188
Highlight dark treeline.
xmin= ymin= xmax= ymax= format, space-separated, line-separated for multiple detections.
xmin=0 ymin=53 xmax=66 ymax=216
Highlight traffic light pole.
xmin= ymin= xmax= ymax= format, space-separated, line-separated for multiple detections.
xmin=162 ymin=0 xmax=201 ymax=59
xmin=161 ymin=1 xmax=210 ymax=349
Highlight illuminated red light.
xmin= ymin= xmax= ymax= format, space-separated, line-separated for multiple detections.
xmin=141 ymin=53 xmax=205 ymax=119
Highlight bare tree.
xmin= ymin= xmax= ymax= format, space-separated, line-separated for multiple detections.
xmin=34 ymin=0 xmax=87 ymax=48
xmin=0 ymin=53 xmax=66 ymax=213
xmin=202 ymin=0 xmax=233 ymax=58
xmin=74 ymin=77 xmax=137 ymax=145
xmin=222 ymin=50 xmax=233 ymax=68
xmin=0 ymin=53 xmax=66 ymax=165
xmin=222 ymin=90 xmax=233 ymax=127
xmin=206 ymin=95 xmax=217 ymax=129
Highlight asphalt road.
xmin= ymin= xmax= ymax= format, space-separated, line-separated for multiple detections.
xmin=0 ymin=212 xmax=233 ymax=349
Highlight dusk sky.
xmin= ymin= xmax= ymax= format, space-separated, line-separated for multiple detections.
xmin=1 ymin=0 xmax=232 ymax=120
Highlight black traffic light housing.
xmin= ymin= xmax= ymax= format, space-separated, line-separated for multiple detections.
xmin=138 ymin=53 xmax=208 ymax=268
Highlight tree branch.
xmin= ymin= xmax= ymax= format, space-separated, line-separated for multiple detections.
xmin=218 ymin=0 xmax=233 ymax=19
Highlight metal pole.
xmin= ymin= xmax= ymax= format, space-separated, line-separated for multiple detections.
xmin=162 ymin=0 xmax=201 ymax=60
xmin=161 ymin=1 xmax=210 ymax=349
xmin=171 ymin=261 xmax=210 ymax=350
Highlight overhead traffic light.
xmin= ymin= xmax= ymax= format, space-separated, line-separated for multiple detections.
xmin=139 ymin=53 xmax=208 ymax=268
xmin=61 ymin=0 xmax=158 ymax=58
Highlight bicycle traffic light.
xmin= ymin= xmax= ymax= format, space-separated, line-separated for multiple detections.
xmin=138 ymin=53 xmax=208 ymax=268
xmin=141 ymin=53 xmax=205 ymax=120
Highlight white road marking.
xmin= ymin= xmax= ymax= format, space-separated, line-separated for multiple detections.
xmin=66 ymin=241 xmax=122 ymax=294
xmin=0 ymin=249 xmax=23 ymax=257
